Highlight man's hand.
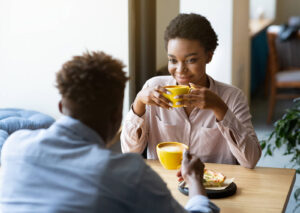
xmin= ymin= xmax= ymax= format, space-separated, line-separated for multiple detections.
xmin=177 ymin=150 xmax=207 ymax=197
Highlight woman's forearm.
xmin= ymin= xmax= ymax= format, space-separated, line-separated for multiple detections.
xmin=132 ymin=94 xmax=146 ymax=117
xmin=212 ymin=99 xmax=228 ymax=122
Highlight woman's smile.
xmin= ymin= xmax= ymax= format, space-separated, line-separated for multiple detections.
xmin=175 ymin=75 xmax=192 ymax=85
xmin=167 ymin=38 xmax=213 ymax=87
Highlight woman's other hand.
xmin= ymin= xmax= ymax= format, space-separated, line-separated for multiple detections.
xmin=132 ymin=86 xmax=172 ymax=117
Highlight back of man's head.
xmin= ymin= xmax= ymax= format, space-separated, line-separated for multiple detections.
xmin=56 ymin=51 xmax=128 ymax=140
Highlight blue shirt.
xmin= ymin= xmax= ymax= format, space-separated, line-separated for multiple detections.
xmin=0 ymin=116 xmax=219 ymax=213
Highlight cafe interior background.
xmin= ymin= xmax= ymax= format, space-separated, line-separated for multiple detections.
xmin=0 ymin=0 xmax=299 ymax=211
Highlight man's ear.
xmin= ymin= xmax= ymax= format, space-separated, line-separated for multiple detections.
xmin=206 ymin=51 xmax=214 ymax=64
xmin=58 ymin=100 xmax=63 ymax=114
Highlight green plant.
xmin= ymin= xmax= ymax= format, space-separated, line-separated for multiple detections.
xmin=260 ymin=97 xmax=300 ymax=212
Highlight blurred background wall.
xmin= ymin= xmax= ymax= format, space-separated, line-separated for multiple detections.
xmin=276 ymin=0 xmax=300 ymax=23
xmin=0 ymin=0 xmax=129 ymax=119
xmin=0 ymin=0 xmax=299 ymax=118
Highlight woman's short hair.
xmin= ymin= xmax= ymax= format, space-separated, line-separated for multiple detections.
xmin=56 ymin=51 xmax=128 ymax=117
xmin=164 ymin=13 xmax=218 ymax=52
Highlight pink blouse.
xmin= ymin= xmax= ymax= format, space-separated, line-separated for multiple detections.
xmin=121 ymin=75 xmax=261 ymax=168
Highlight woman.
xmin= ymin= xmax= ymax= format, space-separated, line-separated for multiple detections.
xmin=121 ymin=13 xmax=261 ymax=168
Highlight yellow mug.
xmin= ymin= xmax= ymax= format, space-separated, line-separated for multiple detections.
xmin=156 ymin=142 xmax=189 ymax=170
xmin=163 ymin=85 xmax=190 ymax=107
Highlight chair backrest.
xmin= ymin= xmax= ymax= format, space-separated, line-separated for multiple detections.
xmin=267 ymin=25 xmax=300 ymax=79
xmin=275 ymin=35 xmax=300 ymax=70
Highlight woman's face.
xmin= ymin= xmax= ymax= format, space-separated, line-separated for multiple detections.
xmin=167 ymin=38 xmax=213 ymax=86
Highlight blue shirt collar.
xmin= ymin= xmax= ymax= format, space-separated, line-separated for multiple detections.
xmin=55 ymin=115 xmax=106 ymax=147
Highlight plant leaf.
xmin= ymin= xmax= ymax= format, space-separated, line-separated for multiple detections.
xmin=260 ymin=140 xmax=266 ymax=150
xmin=275 ymin=138 xmax=282 ymax=148
xmin=266 ymin=144 xmax=273 ymax=156
xmin=267 ymin=131 xmax=275 ymax=141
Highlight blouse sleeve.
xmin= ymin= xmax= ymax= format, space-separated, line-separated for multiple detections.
xmin=120 ymin=107 xmax=149 ymax=154
xmin=216 ymin=90 xmax=262 ymax=168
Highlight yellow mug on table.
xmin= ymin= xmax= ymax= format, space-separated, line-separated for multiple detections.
xmin=156 ymin=142 xmax=189 ymax=170
xmin=163 ymin=85 xmax=190 ymax=108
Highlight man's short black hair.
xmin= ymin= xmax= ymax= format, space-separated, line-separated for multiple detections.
xmin=56 ymin=51 xmax=128 ymax=119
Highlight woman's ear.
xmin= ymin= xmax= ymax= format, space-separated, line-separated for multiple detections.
xmin=206 ymin=51 xmax=214 ymax=64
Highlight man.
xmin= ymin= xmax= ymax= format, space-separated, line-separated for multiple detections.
xmin=0 ymin=51 xmax=219 ymax=212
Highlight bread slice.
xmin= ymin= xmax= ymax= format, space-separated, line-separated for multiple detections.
xmin=203 ymin=169 xmax=226 ymax=187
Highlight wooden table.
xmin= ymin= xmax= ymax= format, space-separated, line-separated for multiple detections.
xmin=146 ymin=160 xmax=296 ymax=213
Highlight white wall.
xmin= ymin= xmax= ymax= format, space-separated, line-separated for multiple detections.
xmin=250 ymin=0 xmax=277 ymax=20
xmin=0 ymin=0 xmax=129 ymax=119
xmin=156 ymin=0 xmax=179 ymax=70
xmin=180 ymin=0 xmax=233 ymax=85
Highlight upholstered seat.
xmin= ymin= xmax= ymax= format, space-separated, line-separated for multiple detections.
xmin=0 ymin=108 xmax=55 ymax=161
xmin=276 ymin=70 xmax=300 ymax=83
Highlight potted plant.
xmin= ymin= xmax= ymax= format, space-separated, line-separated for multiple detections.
xmin=260 ymin=97 xmax=300 ymax=212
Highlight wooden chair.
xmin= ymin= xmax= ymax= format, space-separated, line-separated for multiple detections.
xmin=266 ymin=25 xmax=300 ymax=123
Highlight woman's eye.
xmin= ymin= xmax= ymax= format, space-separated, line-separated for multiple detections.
xmin=168 ymin=58 xmax=177 ymax=64
xmin=186 ymin=58 xmax=197 ymax=63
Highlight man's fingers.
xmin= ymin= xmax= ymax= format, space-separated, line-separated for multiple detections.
xmin=190 ymin=156 xmax=205 ymax=173
xmin=176 ymin=170 xmax=182 ymax=177
xmin=182 ymin=149 xmax=189 ymax=166
xmin=178 ymin=177 xmax=184 ymax=182
xmin=183 ymin=149 xmax=192 ymax=163
xmin=190 ymin=156 xmax=200 ymax=166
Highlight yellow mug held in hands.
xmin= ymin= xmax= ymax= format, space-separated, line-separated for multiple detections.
xmin=163 ymin=85 xmax=190 ymax=108
xmin=156 ymin=142 xmax=189 ymax=170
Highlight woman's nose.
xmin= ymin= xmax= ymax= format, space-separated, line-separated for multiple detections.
xmin=177 ymin=63 xmax=187 ymax=74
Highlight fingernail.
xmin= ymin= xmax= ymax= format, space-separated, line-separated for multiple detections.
xmin=176 ymin=102 xmax=181 ymax=105
xmin=166 ymin=91 xmax=171 ymax=95
xmin=174 ymin=95 xmax=180 ymax=99
xmin=169 ymin=103 xmax=173 ymax=107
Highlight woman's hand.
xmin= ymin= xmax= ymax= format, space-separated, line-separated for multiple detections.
xmin=177 ymin=83 xmax=228 ymax=121
xmin=132 ymin=86 xmax=172 ymax=117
